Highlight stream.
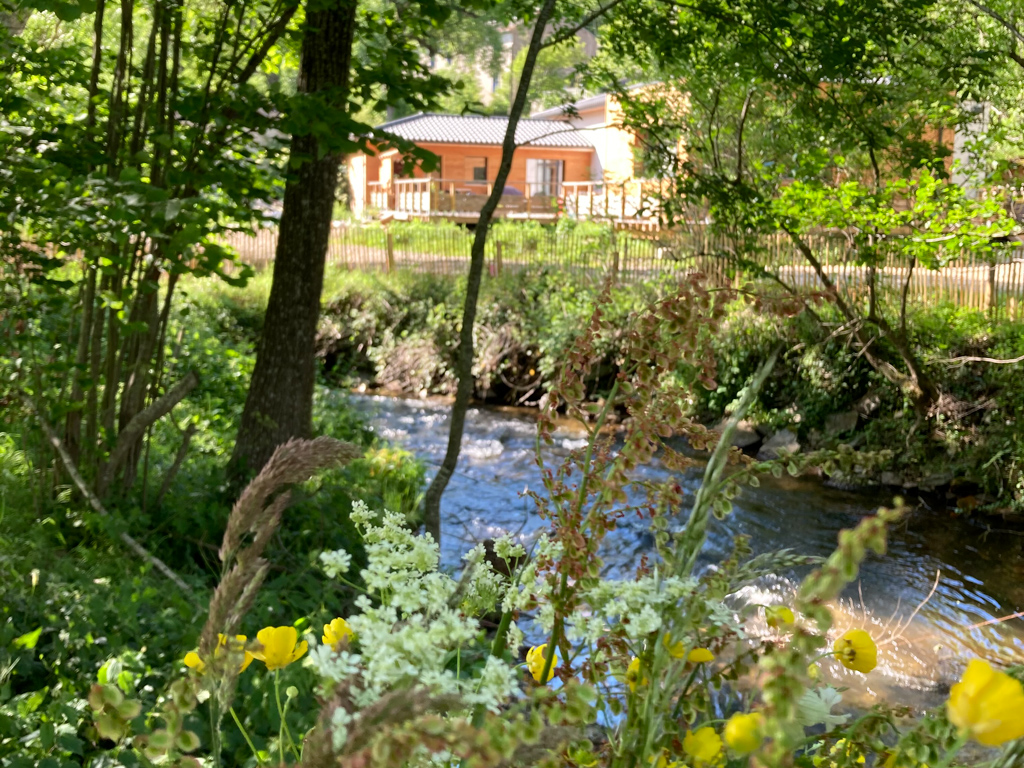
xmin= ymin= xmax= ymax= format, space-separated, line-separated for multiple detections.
xmin=346 ymin=392 xmax=1024 ymax=713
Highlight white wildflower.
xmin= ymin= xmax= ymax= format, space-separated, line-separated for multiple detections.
xmin=350 ymin=499 xmax=374 ymax=526
xmin=626 ymin=605 xmax=663 ymax=639
xmin=493 ymin=534 xmax=526 ymax=563
xmin=330 ymin=706 xmax=354 ymax=751
xmin=505 ymin=621 xmax=524 ymax=654
xmin=307 ymin=645 xmax=359 ymax=684
xmin=319 ymin=549 xmax=352 ymax=578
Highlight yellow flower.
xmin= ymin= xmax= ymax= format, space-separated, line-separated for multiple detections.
xmin=526 ymin=644 xmax=558 ymax=683
xmin=322 ymin=617 xmax=353 ymax=647
xmin=253 ymin=626 xmax=308 ymax=671
xmin=808 ymin=663 xmax=821 ymax=680
xmin=766 ymin=605 xmax=795 ymax=629
xmin=663 ymin=633 xmax=686 ymax=658
xmin=650 ymin=749 xmax=683 ymax=768
xmin=688 ymin=647 xmax=715 ymax=664
xmin=183 ymin=634 xmax=253 ymax=675
xmin=947 ymin=658 xmax=1024 ymax=746
xmin=626 ymin=656 xmax=647 ymax=692
xmin=724 ymin=711 xmax=763 ymax=754
xmin=883 ymin=751 xmax=929 ymax=768
xmin=683 ymin=726 xmax=724 ymax=767
xmin=815 ymin=740 xmax=865 ymax=766
xmin=833 ymin=629 xmax=877 ymax=674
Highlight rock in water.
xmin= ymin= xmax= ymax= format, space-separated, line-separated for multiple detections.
xmin=757 ymin=429 xmax=801 ymax=460
xmin=714 ymin=417 xmax=761 ymax=449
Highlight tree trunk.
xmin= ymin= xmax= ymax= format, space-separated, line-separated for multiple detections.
xmin=421 ymin=0 xmax=559 ymax=545
xmin=229 ymin=0 xmax=358 ymax=478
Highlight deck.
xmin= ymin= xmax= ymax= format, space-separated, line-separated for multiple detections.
xmin=365 ymin=179 xmax=672 ymax=227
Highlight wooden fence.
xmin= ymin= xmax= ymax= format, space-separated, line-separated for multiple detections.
xmin=222 ymin=223 xmax=1024 ymax=320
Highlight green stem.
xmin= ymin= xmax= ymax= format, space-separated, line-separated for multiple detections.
xmin=274 ymin=671 xmax=285 ymax=765
xmin=209 ymin=699 xmax=222 ymax=768
xmin=934 ymin=733 xmax=968 ymax=768
xmin=539 ymin=379 xmax=622 ymax=686
xmin=230 ymin=706 xmax=261 ymax=765
xmin=489 ymin=610 xmax=513 ymax=658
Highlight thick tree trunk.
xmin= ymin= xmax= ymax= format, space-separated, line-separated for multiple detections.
xmin=229 ymin=0 xmax=357 ymax=477
xmin=421 ymin=0 xmax=559 ymax=544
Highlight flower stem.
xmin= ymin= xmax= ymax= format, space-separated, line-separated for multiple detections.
xmin=274 ymin=671 xmax=285 ymax=765
xmin=230 ymin=706 xmax=261 ymax=765
xmin=934 ymin=733 xmax=968 ymax=768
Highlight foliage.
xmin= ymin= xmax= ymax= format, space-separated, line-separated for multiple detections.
xmin=54 ymin=277 xmax=1024 ymax=767
xmin=491 ymin=36 xmax=588 ymax=113
xmin=0 ymin=276 xmax=427 ymax=766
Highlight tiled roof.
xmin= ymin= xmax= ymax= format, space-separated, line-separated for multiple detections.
xmin=377 ymin=112 xmax=594 ymax=148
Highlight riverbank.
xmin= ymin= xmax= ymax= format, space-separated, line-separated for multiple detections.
xmin=193 ymin=266 xmax=1024 ymax=520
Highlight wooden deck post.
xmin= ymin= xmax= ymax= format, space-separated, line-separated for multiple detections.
xmin=620 ymin=182 xmax=627 ymax=220
xmin=495 ymin=241 xmax=503 ymax=275
xmin=526 ymin=183 xmax=532 ymax=217
xmin=589 ymin=183 xmax=594 ymax=219
xmin=385 ymin=230 xmax=395 ymax=274
xmin=450 ymin=182 xmax=456 ymax=213
xmin=574 ymin=186 xmax=579 ymax=218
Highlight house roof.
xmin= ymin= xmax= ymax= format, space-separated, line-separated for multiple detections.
xmin=377 ymin=112 xmax=594 ymax=148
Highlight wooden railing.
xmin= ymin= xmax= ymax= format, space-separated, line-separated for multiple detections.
xmin=364 ymin=178 xmax=675 ymax=223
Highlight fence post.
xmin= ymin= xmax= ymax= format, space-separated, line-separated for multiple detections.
xmin=495 ymin=241 xmax=503 ymax=275
xmin=987 ymin=258 xmax=997 ymax=318
xmin=620 ymin=183 xmax=627 ymax=220
xmin=450 ymin=182 xmax=456 ymax=214
xmin=526 ymin=184 xmax=532 ymax=217
xmin=611 ymin=250 xmax=620 ymax=283
xmin=385 ymin=230 xmax=395 ymax=274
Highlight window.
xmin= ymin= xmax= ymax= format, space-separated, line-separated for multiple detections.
xmin=526 ymin=158 xmax=564 ymax=196
xmin=467 ymin=156 xmax=487 ymax=182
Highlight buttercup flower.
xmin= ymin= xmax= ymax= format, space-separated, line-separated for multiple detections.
xmin=650 ymin=749 xmax=683 ymax=768
xmin=766 ymin=605 xmax=795 ymax=629
xmin=253 ymin=626 xmax=308 ymax=671
xmin=322 ymin=617 xmax=354 ymax=647
xmin=525 ymin=644 xmax=557 ymax=683
xmin=683 ymin=726 xmax=724 ymax=767
xmin=663 ymin=633 xmax=685 ymax=658
xmin=833 ymin=629 xmax=877 ymax=673
xmin=725 ymin=711 xmax=764 ymax=754
xmin=626 ymin=656 xmax=647 ymax=692
xmin=183 ymin=634 xmax=253 ymax=674
xmin=947 ymin=658 xmax=1024 ymax=746
xmin=688 ymin=647 xmax=715 ymax=664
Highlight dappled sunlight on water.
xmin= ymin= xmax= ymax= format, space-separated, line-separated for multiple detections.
xmin=349 ymin=393 xmax=1024 ymax=712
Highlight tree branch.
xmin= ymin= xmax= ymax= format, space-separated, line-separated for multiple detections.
xmin=156 ymin=421 xmax=197 ymax=508
xmin=99 ymin=369 xmax=200 ymax=496
xmin=21 ymin=392 xmax=200 ymax=603
xmin=936 ymin=353 xmax=1024 ymax=367
xmin=965 ymin=0 xmax=1024 ymax=47
xmin=540 ymin=0 xmax=628 ymax=49
xmin=235 ymin=1 xmax=300 ymax=84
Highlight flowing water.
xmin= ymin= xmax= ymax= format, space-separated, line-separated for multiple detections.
xmin=347 ymin=393 xmax=1024 ymax=712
